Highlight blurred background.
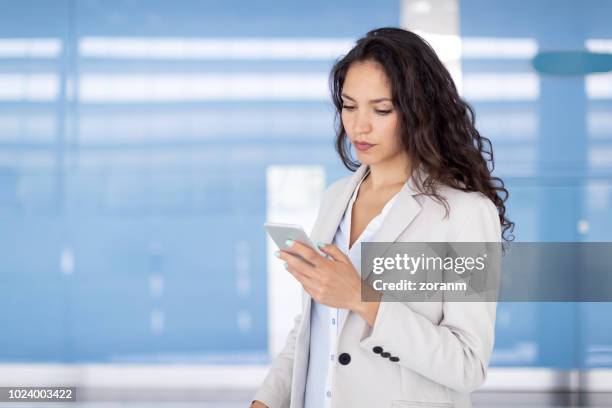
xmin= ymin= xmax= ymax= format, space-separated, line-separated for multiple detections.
xmin=0 ymin=0 xmax=611 ymax=406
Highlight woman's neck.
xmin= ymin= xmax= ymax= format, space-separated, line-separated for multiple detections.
xmin=363 ymin=154 xmax=412 ymax=193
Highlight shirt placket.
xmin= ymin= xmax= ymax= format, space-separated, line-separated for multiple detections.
xmin=322 ymin=305 xmax=338 ymax=408
xmin=325 ymin=171 xmax=373 ymax=408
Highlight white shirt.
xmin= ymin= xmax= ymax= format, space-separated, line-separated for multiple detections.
xmin=303 ymin=169 xmax=401 ymax=408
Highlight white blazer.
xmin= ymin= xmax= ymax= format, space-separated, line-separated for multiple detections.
xmin=254 ymin=164 xmax=501 ymax=408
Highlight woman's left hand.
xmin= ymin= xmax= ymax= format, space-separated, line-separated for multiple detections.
xmin=278 ymin=240 xmax=362 ymax=311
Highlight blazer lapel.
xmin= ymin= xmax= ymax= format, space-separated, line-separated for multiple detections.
xmin=361 ymin=166 xmax=425 ymax=281
xmin=310 ymin=164 xmax=369 ymax=246
xmin=310 ymin=163 xmax=426 ymax=280
xmin=336 ymin=164 xmax=425 ymax=339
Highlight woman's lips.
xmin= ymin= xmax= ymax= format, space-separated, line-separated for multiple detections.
xmin=354 ymin=141 xmax=376 ymax=151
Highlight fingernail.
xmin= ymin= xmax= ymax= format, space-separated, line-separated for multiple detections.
xmin=285 ymin=239 xmax=294 ymax=247
xmin=274 ymin=250 xmax=280 ymax=258
xmin=317 ymin=242 xmax=327 ymax=248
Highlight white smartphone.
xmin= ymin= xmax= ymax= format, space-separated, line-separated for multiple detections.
xmin=263 ymin=222 xmax=324 ymax=260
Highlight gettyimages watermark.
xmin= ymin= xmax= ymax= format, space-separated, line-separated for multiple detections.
xmin=360 ymin=242 xmax=612 ymax=302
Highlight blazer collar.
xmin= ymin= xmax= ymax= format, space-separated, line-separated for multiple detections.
xmin=313 ymin=164 xmax=425 ymax=275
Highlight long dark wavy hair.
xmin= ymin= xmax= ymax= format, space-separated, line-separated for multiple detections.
xmin=330 ymin=27 xmax=514 ymax=244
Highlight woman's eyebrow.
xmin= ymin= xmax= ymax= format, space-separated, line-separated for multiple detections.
xmin=341 ymin=93 xmax=392 ymax=103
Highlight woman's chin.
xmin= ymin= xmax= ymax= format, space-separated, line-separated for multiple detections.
xmin=355 ymin=150 xmax=373 ymax=161
xmin=355 ymin=153 xmax=380 ymax=166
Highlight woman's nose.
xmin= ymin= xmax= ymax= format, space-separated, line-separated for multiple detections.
xmin=353 ymin=112 xmax=373 ymax=135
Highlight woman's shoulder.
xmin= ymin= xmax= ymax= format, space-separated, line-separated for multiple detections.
xmin=413 ymin=182 xmax=499 ymax=236
xmin=421 ymin=183 xmax=501 ymax=240
xmin=431 ymin=183 xmax=497 ymax=215
xmin=323 ymin=170 xmax=498 ymax=219
xmin=323 ymin=172 xmax=497 ymax=212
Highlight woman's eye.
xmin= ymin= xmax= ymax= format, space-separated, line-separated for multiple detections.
xmin=375 ymin=110 xmax=392 ymax=115
xmin=342 ymin=105 xmax=356 ymax=111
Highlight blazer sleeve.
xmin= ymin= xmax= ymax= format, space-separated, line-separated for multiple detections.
xmin=358 ymin=196 xmax=501 ymax=394
xmin=252 ymin=309 xmax=303 ymax=408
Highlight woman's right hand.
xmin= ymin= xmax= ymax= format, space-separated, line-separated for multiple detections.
xmin=250 ymin=400 xmax=269 ymax=408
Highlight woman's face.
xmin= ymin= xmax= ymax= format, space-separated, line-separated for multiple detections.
xmin=340 ymin=59 xmax=404 ymax=166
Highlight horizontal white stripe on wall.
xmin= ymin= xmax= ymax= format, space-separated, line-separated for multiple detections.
xmin=462 ymin=37 xmax=538 ymax=59
xmin=79 ymin=73 xmax=330 ymax=102
xmin=588 ymin=110 xmax=612 ymax=138
xmin=1 ymin=364 xmax=611 ymax=391
xmin=0 ymin=38 xmax=62 ymax=58
xmin=586 ymin=38 xmax=612 ymax=54
xmin=586 ymin=73 xmax=612 ymax=100
xmin=80 ymin=37 xmax=354 ymax=60
xmin=0 ymin=74 xmax=59 ymax=101
xmin=462 ymin=73 xmax=540 ymax=101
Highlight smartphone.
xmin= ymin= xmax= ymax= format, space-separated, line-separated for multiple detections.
xmin=264 ymin=222 xmax=324 ymax=261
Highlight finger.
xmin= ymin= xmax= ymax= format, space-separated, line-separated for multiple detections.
xmin=291 ymin=266 xmax=316 ymax=289
xmin=282 ymin=251 xmax=318 ymax=281
xmin=285 ymin=239 xmax=325 ymax=267
xmin=317 ymin=243 xmax=350 ymax=263
xmin=281 ymin=254 xmax=314 ymax=286
xmin=299 ymin=277 xmax=320 ymax=300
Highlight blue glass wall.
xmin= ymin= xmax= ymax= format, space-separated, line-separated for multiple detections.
xmin=0 ymin=0 xmax=398 ymax=362
xmin=462 ymin=0 xmax=612 ymax=369
xmin=0 ymin=0 xmax=610 ymax=371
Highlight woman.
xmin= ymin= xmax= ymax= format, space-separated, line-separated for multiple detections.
xmin=252 ymin=27 xmax=513 ymax=408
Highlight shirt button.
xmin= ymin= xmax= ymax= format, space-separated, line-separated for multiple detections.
xmin=330 ymin=354 xmax=335 ymax=361
xmin=331 ymin=318 xmax=336 ymax=325
xmin=326 ymin=391 xmax=332 ymax=398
